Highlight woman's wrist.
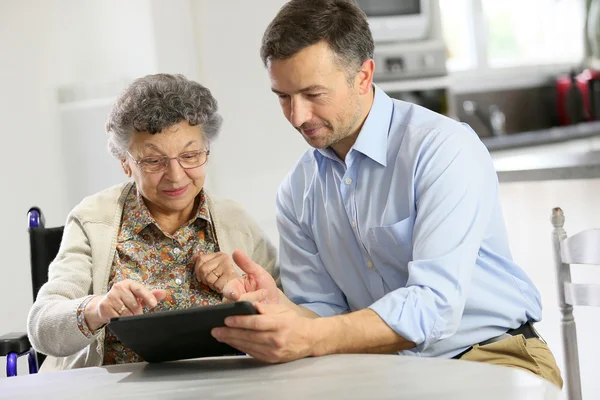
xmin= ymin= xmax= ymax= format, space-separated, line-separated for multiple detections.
xmin=83 ymin=295 xmax=104 ymax=332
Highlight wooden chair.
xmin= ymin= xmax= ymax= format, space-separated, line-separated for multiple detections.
xmin=551 ymin=207 xmax=600 ymax=400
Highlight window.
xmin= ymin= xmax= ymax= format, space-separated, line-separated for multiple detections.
xmin=483 ymin=0 xmax=585 ymax=68
xmin=440 ymin=0 xmax=586 ymax=81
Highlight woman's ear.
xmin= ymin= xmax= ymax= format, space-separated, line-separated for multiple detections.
xmin=121 ymin=159 xmax=132 ymax=177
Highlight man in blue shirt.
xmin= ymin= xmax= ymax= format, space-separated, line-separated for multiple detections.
xmin=211 ymin=0 xmax=562 ymax=387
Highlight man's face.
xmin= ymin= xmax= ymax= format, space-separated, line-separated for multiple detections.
xmin=267 ymin=41 xmax=364 ymax=151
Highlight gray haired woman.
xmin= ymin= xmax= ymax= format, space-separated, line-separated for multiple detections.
xmin=27 ymin=74 xmax=278 ymax=370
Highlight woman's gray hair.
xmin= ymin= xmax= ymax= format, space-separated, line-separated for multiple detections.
xmin=106 ymin=74 xmax=223 ymax=159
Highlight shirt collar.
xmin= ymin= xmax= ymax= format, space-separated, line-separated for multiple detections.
xmin=351 ymin=85 xmax=393 ymax=167
xmin=315 ymin=85 xmax=393 ymax=167
xmin=119 ymin=184 xmax=211 ymax=241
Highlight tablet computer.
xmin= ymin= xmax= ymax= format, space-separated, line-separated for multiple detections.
xmin=107 ymin=301 xmax=257 ymax=363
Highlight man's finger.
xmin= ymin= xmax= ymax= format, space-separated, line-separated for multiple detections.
xmin=223 ymin=313 xmax=277 ymax=331
xmin=253 ymin=302 xmax=289 ymax=315
xmin=212 ymin=327 xmax=274 ymax=346
xmin=236 ymin=290 xmax=267 ymax=304
xmin=213 ymin=338 xmax=274 ymax=363
xmin=232 ymin=250 xmax=264 ymax=276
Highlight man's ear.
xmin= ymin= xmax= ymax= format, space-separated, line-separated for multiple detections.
xmin=355 ymin=58 xmax=375 ymax=95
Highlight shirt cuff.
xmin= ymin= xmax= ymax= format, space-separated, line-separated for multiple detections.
xmin=368 ymin=288 xmax=442 ymax=351
xmin=76 ymin=295 xmax=97 ymax=339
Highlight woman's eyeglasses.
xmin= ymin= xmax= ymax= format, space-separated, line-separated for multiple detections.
xmin=126 ymin=150 xmax=210 ymax=173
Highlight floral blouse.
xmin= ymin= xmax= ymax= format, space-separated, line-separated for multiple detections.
xmin=76 ymin=184 xmax=222 ymax=365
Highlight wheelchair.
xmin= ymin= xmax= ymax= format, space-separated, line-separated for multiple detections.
xmin=0 ymin=208 xmax=63 ymax=377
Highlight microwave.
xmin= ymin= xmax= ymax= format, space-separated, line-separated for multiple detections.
xmin=355 ymin=0 xmax=431 ymax=42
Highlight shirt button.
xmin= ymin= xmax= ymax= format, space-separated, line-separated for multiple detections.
xmin=351 ymin=221 xmax=357 ymax=228
xmin=345 ymin=178 xmax=352 ymax=185
xmin=175 ymin=278 xmax=183 ymax=285
xmin=173 ymin=248 xmax=181 ymax=254
xmin=367 ymin=261 xmax=374 ymax=269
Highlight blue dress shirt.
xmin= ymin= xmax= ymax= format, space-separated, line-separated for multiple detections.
xmin=276 ymin=85 xmax=542 ymax=358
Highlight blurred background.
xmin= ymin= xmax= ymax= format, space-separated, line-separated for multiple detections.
xmin=1 ymin=1 xmax=599 ymax=397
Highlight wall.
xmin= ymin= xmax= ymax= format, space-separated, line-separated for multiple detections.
xmin=0 ymin=0 xmax=159 ymax=376
xmin=191 ymin=0 xmax=308 ymax=242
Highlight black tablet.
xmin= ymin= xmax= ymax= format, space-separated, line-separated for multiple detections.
xmin=107 ymin=301 xmax=257 ymax=363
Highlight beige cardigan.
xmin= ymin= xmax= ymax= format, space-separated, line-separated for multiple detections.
xmin=27 ymin=182 xmax=278 ymax=371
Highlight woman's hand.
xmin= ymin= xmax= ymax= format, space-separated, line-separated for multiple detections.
xmin=193 ymin=251 xmax=240 ymax=293
xmin=84 ymin=279 xmax=166 ymax=331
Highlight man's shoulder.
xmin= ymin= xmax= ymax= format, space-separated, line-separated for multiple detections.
xmin=391 ymin=102 xmax=482 ymax=156
xmin=281 ymin=148 xmax=319 ymax=188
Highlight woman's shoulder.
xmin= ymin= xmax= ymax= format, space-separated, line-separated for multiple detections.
xmin=70 ymin=182 xmax=132 ymax=224
xmin=208 ymin=194 xmax=251 ymax=221
xmin=206 ymin=192 xmax=258 ymax=230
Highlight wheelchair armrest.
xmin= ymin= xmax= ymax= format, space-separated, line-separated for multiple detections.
xmin=0 ymin=332 xmax=31 ymax=356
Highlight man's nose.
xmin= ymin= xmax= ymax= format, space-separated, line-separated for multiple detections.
xmin=290 ymin=97 xmax=311 ymax=128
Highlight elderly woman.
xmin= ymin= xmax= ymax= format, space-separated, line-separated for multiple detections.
xmin=27 ymin=74 xmax=278 ymax=370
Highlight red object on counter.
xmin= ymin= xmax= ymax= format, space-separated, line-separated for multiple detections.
xmin=555 ymin=69 xmax=600 ymax=125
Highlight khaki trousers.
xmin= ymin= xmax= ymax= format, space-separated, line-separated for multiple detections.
xmin=456 ymin=334 xmax=563 ymax=388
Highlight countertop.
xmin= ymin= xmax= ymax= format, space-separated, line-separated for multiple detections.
xmin=482 ymin=121 xmax=600 ymax=151
xmin=494 ymin=150 xmax=600 ymax=182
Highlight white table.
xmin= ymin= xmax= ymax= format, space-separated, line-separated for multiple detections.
xmin=0 ymin=354 xmax=561 ymax=399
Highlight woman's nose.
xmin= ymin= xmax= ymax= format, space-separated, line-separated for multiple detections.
xmin=164 ymin=158 xmax=186 ymax=180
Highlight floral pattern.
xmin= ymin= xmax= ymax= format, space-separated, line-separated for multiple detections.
xmin=102 ymin=185 xmax=221 ymax=365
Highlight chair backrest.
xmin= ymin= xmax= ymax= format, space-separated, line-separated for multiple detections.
xmin=550 ymin=207 xmax=600 ymax=400
xmin=27 ymin=207 xmax=64 ymax=301
xmin=29 ymin=227 xmax=64 ymax=300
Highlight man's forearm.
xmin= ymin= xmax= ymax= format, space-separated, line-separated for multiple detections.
xmin=309 ymin=308 xmax=416 ymax=356
xmin=278 ymin=289 xmax=320 ymax=318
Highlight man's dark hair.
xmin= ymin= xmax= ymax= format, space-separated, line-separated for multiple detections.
xmin=260 ymin=0 xmax=374 ymax=75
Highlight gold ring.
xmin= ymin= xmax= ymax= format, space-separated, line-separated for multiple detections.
xmin=212 ymin=270 xmax=221 ymax=278
xmin=118 ymin=305 xmax=127 ymax=314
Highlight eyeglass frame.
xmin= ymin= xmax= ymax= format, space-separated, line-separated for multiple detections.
xmin=125 ymin=149 xmax=210 ymax=173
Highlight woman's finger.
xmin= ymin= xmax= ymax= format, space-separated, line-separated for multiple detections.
xmin=128 ymin=281 xmax=159 ymax=308
xmin=211 ymin=271 xmax=238 ymax=293
xmin=113 ymin=287 xmax=140 ymax=311
xmin=195 ymin=258 xmax=219 ymax=283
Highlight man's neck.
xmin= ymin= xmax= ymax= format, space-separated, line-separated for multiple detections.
xmin=331 ymin=86 xmax=375 ymax=161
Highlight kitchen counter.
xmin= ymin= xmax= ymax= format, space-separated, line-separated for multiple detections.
xmin=482 ymin=121 xmax=600 ymax=151
xmin=494 ymin=150 xmax=600 ymax=182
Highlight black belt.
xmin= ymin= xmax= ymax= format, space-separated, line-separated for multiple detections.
xmin=452 ymin=322 xmax=540 ymax=360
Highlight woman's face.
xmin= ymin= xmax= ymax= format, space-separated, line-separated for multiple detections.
xmin=123 ymin=121 xmax=208 ymax=217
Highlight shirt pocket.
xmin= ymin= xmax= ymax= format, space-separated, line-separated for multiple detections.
xmin=366 ymin=217 xmax=414 ymax=264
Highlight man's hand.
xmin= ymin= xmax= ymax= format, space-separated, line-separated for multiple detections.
xmin=222 ymin=249 xmax=281 ymax=305
xmin=193 ymin=252 xmax=240 ymax=293
xmin=212 ymin=302 xmax=315 ymax=363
